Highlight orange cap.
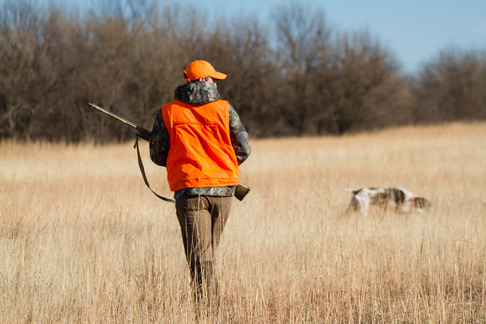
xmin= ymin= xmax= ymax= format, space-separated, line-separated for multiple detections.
xmin=183 ymin=60 xmax=227 ymax=82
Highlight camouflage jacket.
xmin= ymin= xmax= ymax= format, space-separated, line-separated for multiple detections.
xmin=149 ymin=81 xmax=251 ymax=199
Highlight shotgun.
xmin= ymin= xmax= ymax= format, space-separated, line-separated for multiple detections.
xmin=87 ymin=102 xmax=251 ymax=201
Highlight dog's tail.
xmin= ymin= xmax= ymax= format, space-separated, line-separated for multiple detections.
xmin=345 ymin=188 xmax=357 ymax=194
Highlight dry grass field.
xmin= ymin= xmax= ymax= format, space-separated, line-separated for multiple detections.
xmin=1 ymin=122 xmax=485 ymax=323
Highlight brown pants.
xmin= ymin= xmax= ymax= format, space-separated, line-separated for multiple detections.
xmin=176 ymin=195 xmax=232 ymax=302
xmin=176 ymin=195 xmax=232 ymax=264
xmin=176 ymin=196 xmax=233 ymax=307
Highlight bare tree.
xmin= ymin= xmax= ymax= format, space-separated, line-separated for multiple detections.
xmin=319 ymin=30 xmax=410 ymax=133
xmin=270 ymin=4 xmax=409 ymax=135
xmin=271 ymin=2 xmax=333 ymax=135
xmin=412 ymin=47 xmax=486 ymax=122
xmin=0 ymin=1 xmax=77 ymax=140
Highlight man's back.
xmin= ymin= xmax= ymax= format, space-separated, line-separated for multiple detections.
xmin=161 ymin=98 xmax=239 ymax=192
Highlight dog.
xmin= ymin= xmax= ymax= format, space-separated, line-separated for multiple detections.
xmin=345 ymin=187 xmax=432 ymax=214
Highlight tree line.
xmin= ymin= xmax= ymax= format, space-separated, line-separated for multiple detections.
xmin=1 ymin=0 xmax=485 ymax=142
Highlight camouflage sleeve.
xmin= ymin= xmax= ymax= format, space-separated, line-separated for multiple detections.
xmin=229 ymin=103 xmax=251 ymax=165
xmin=149 ymin=109 xmax=169 ymax=167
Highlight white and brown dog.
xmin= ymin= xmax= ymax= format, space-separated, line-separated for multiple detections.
xmin=345 ymin=187 xmax=431 ymax=214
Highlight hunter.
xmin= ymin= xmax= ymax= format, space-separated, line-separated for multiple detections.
xmin=149 ymin=60 xmax=251 ymax=307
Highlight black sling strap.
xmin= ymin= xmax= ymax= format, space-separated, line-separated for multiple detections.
xmin=133 ymin=134 xmax=175 ymax=203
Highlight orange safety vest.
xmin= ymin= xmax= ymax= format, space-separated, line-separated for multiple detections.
xmin=161 ymin=99 xmax=239 ymax=191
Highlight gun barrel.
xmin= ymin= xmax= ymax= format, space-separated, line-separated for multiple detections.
xmin=88 ymin=102 xmax=138 ymax=129
xmin=87 ymin=102 xmax=152 ymax=141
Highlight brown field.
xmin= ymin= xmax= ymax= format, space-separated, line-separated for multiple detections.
xmin=1 ymin=122 xmax=485 ymax=323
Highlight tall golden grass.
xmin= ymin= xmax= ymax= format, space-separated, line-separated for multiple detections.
xmin=1 ymin=122 xmax=485 ymax=323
